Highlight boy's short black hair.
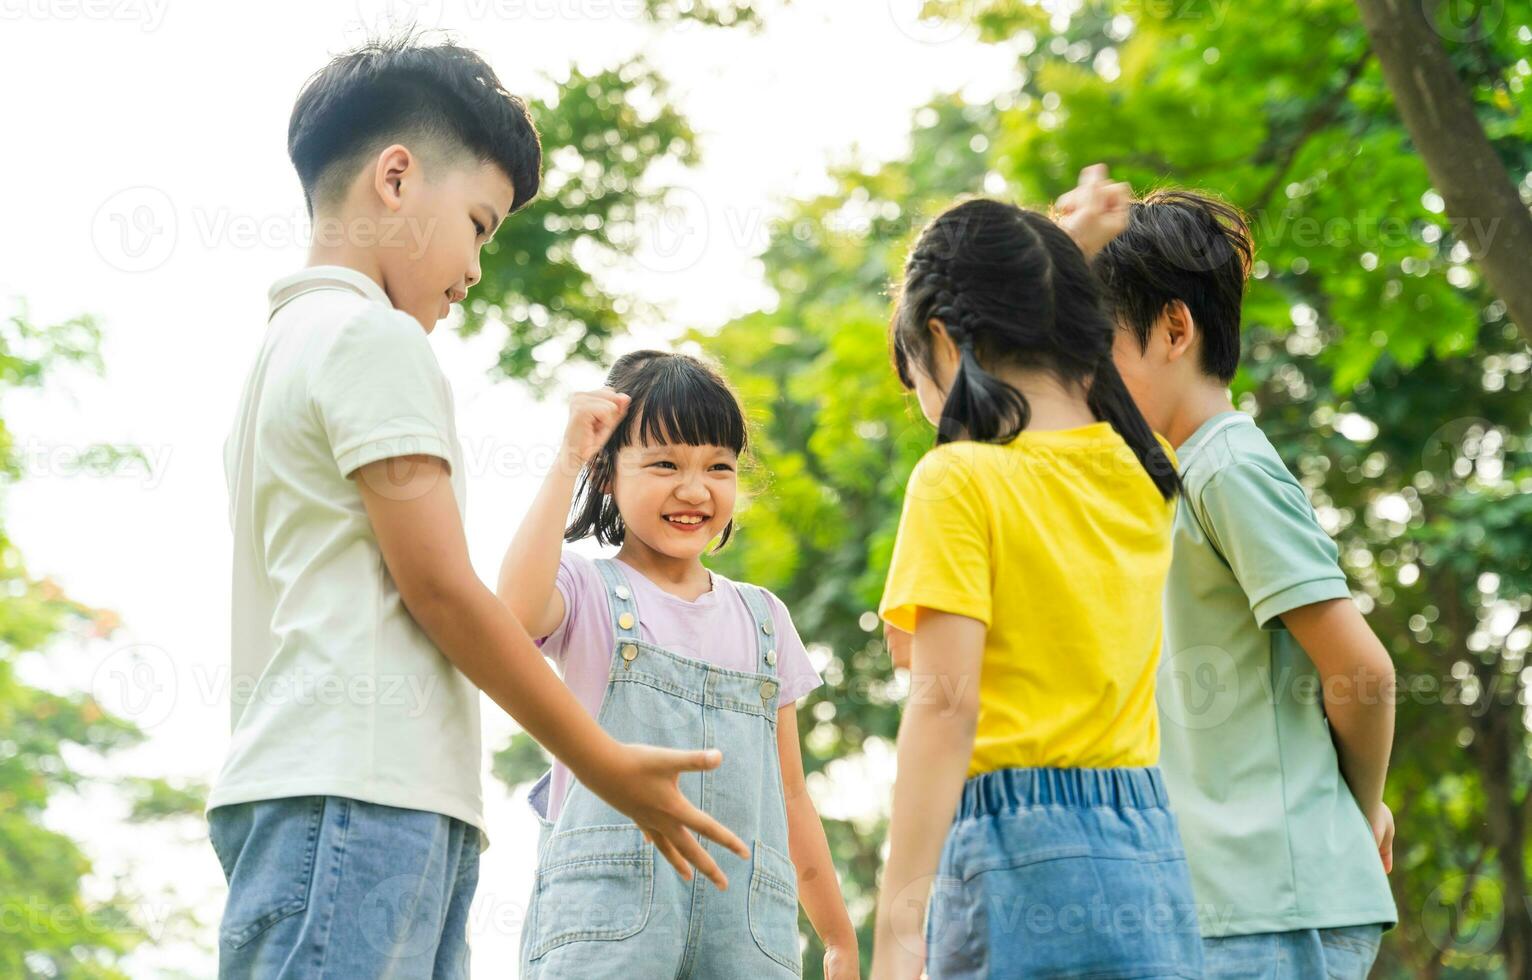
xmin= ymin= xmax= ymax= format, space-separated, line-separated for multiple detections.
xmin=288 ymin=31 xmax=542 ymax=218
xmin=1092 ymin=190 xmax=1254 ymax=383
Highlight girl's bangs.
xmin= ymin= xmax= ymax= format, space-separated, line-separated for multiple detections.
xmin=625 ymin=364 xmax=747 ymax=453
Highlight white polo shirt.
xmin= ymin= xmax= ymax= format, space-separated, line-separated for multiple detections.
xmin=208 ymin=265 xmax=485 ymax=845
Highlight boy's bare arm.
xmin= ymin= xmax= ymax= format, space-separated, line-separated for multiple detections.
xmin=778 ymin=704 xmax=859 ymax=978
xmin=353 ymin=453 xmax=750 ymax=888
xmin=1282 ymin=596 xmax=1397 ymax=868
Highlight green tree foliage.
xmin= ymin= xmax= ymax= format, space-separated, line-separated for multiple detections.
xmin=462 ymin=58 xmax=699 ymax=392
xmin=0 ymin=307 xmax=203 ymax=978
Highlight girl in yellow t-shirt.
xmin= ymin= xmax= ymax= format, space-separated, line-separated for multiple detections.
xmin=869 ymin=198 xmax=1203 ymax=980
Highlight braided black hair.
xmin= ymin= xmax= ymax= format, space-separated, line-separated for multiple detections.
xmin=891 ymin=199 xmax=1180 ymax=500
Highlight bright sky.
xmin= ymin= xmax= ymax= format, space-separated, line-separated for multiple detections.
xmin=1 ymin=1 xmax=1017 ymax=974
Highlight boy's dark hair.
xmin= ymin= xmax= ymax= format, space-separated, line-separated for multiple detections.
xmin=891 ymin=198 xmax=1180 ymax=501
xmin=566 ymin=351 xmax=749 ymax=552
xmin=1091 ymin=189 xmax=1253 ymax=383
xmin=288 ymin=31 xmax=542 ymax=218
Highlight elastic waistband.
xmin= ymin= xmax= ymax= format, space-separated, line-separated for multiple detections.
xmin=958 ymin=767 xmax=1170 ymax=818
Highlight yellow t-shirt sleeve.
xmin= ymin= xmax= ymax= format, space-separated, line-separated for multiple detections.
xmin=879 ymin=447 xmax=993 ymax=633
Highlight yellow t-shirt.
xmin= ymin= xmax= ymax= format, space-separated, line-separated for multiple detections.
xmin=879 ymin=421 xmax=1176 ymax=778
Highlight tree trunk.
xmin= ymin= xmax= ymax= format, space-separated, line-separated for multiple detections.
xmin=1474 ymin=662 xmax=1532 ymax=979
xmin=1354 ymin=0 xmax=1532 ymax=346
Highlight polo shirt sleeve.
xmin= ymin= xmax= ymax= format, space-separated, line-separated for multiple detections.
xmin=1193 ymin=459 xmax=1352 ymax=630
xmin=310 ymin=308 xmax=456 ymax=479
xmin=879 ymin=446 xmax=992 ymax=633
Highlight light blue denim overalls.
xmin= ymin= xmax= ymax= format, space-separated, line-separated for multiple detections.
xmin=519 ymin=559 xmax=802 ymax=978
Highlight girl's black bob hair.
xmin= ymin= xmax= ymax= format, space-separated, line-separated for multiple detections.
xmin=565 ymin=350 xmax=748 ymax=550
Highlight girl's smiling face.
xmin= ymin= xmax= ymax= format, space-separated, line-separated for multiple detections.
xmin=564 ymin=350 xmax=748 ymax=556
xmin=610 ymin=438 xmax=739 ymax=561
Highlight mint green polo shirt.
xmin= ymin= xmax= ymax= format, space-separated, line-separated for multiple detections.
xmin=1157 ymin=411 xmax=1397 ymax=938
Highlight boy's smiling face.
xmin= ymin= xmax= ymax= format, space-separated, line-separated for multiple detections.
xmin=609 ymin=436 xmax=739 ymax=562
xmin=368 ymin=144 xmax=518 ymax=332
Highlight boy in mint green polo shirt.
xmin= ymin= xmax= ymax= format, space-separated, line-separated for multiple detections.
xmin=1084 ymin=187 xmax=1398 ymax=977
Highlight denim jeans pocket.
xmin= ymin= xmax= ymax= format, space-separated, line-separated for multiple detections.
xmin=527 ymin=824 xmax=654 ymax=961
xmin=209 ymin=797 xmax=324 ymax=950
xmin=747 ymin=838 xmax=801 ymax=975
xmin=926 ymin=872 xmax=986 ymax=980
xmin=1320 ymin=925 xmax=1383 ymax=979
xmin=207 ymin=815 xmax=237 ymax=884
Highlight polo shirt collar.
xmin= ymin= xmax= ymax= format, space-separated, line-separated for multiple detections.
xmin=267 ymin=265 xmax=392 ymax=314
xmin=1177 ymin=410 xmax=1253 ymax=466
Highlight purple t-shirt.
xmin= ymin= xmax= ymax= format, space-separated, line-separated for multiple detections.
xmin=536 ymin=552 xmax=822 ymax=823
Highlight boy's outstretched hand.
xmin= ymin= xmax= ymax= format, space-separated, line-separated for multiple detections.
xmin=1054 ymin=163 xmax=1133 ymax=259
xmin=584 ymin=743 xmax=752 ymax=890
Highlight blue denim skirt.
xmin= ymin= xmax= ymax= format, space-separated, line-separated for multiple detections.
xmin=924 ymin=767 xmax=1205 ymax=979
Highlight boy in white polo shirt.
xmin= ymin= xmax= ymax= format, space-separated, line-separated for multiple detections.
xmin=208 ymin=33 xmax=748 ymax=979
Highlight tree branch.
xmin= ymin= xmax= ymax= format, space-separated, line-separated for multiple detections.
xmin=1355 ymin=0 xmax=1532 ymax=348
xmin=1253 ymin=53 xmax=1372 ymax=212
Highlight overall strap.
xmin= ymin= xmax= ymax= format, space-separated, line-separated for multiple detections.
xmin=267 ymin=277 xmax=370 ymax=322
xmin=594 ymin=558 xmax=641 ymax=642
xmin=736 ymin=583 xmax=781 ymax=679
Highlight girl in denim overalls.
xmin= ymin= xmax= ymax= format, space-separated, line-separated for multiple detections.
xmin=498 ymin=351 xmax=859 ymax=979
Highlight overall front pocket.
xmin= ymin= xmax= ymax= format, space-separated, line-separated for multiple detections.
xmin=747 ymin=838 xmax=802 ymax=975
xmin=527 ymin=824 xmax=654 ymax=961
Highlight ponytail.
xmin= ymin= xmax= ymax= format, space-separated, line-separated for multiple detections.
xmin=937 ymin=334 xmax=1031 ymax=446
xmin=1086 ymin=355 xmax=1181 ymax=500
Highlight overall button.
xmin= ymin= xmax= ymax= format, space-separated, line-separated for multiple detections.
xmin=765 ymin=649 xmax=777 ymax=667
xmin=621 ymin=643 xmax=638 ymax=662
xmin=761 ymin=622 xmax=774 ymax=637
xmin=618 ymin=612 xmax=636 ymax=630
xmin=760 ymin=679 xmax=778 ymax=701
xmin=614 ymin=586 xmax=631 ymax=601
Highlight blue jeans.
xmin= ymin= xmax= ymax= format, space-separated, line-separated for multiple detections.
xmin=1203 ymin=925 xmax=1383 ymax=978
xmin=924 ymin=766 xmax=1204 ymax=979
xmin=208 ymin=795 xmax=480 ymax=979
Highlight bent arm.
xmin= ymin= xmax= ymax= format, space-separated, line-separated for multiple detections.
xmin=496 ymin=448 xmax=582 ymax=638
xmin=1282 ymin=597 xmax=1396 ymax=817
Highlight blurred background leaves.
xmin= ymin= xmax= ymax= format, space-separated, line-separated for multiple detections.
xmin=10 ymin=0 xmax=1531 ymax=975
